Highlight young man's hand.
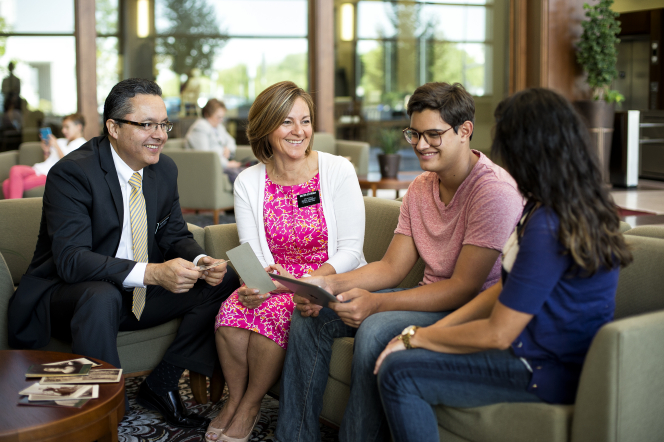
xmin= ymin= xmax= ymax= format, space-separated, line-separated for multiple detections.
xmin=328 ymin=289 xmax=380 ymax=328
xmin=292 ymin=275 xmax=331 ymax=317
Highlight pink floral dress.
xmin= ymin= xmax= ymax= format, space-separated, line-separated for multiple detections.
xmin=215 ymin=172 xmax=329 ymax=349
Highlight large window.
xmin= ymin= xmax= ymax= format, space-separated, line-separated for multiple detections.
xmin=353 ymin=0 xmax=494 ymax=117
xmin=154 ymin=0 xmax=308 ymax=125
xmin=96 ymin=0 xmax=120 ymax=112
xmin=0 ymin=0 xmax=78 ymax=149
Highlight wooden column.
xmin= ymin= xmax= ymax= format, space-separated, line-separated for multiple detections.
xmin=75 ymin=0 xmax=101 ymax=138
xmin=509 ymin=0 xmax=588 ymax=101
xmin=308 ymin=0 xmax=335 ymax=134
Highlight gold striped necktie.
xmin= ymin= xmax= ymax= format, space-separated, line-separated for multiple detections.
xmin=129 ymin=172 xmax=148 ymax=320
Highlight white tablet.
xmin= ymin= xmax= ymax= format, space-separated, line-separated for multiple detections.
xmin=270 ymin=273 xmax=338 ymax=307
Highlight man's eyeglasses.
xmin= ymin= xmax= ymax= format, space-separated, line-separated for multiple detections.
xmin=113 ymin=118 xmax=174 ymax=133
xmin=402 ymin=127 xmax=454 ymax=148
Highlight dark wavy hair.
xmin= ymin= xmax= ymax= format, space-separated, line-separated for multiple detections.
xmin=407 ymin=82 xmax=475 ymax=141
xmin=492 ymin=88 xmax=631 ymax=273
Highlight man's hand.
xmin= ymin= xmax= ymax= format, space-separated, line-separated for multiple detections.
xmin=328 ymin=289 xmax=379 ymax=328
xmin=238 ymin=286 xmax=267 ymax=309
xmin=145 ymin=258 xmax=202 ymax=293
xmin=227 ymin=160 xmax=242 ymax=168
xmin=293 ymin=274 xmax=331 ymax=318
xmin=197 ymin=256 xmax=228 ymax=287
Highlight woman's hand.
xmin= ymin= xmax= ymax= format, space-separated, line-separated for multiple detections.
xmin=238 ymin=286 xmax=267 ymax=309
xmin=373 ymin=335 xmax=406 ymax=374
xmin=266 ymin=264 xmax=296 ymax=293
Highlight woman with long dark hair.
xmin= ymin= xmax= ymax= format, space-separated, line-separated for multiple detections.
xmin=373 ymin=88 xmax=632 ymax=442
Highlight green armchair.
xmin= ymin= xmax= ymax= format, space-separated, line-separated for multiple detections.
xmin=0 ymin=142 xmax=46 ymax=199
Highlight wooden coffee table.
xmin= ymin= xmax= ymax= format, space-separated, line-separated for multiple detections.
xmin=0 ymin=350 xmax=125 ymax=442
xmin=358 ymin=172 xmax=419 ymax=198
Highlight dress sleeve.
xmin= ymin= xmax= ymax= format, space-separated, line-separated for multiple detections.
xmin=498 ymin=209 xmax=569 ymax=314
xmin=324 ymin=158 xmax=365 ymax=274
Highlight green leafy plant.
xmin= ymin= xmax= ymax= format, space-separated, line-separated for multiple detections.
xmin=377 ymin=127 xmax=404 ymax=155
xmin=576 ymin=0 xmax=624 ymax=103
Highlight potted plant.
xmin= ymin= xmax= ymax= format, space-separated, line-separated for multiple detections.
xmin=377 ymin=127 xmax=404 ymax=179
xmin=574 ymin=0 xmax=624 ymax=181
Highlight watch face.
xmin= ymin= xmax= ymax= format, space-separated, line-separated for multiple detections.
xmin=402 ymin=325 xmax=416 ymax=336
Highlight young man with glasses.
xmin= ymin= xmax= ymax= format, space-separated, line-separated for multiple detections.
xmin=275 ymin=82 xmax=523 ymax=442
xmin=8 ymin=78 xmax=240 ymax=428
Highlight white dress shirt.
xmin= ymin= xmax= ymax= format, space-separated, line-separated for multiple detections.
xmin=110 ymin=146 xmax=205 ymax=289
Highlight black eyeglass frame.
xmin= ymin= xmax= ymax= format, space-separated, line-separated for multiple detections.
xmin=402 ymin=127 xmax=454 ymax=147
xmin=113 ymin=118 xmax=174 ymax=132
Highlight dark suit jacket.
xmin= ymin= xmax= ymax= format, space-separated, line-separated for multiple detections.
xmin=8 ymin=136 xmax=204 ymax=349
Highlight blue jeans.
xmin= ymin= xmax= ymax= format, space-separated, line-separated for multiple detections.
xmin=275 ymin=288 xmax=450 ymax=442
xmin=377 ymin=348 xmax=543 ymax=442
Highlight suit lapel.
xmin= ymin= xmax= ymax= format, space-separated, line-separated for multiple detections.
xmin=143 ymin=167 xmax=158 ymax=257
xmin=99 ymin=138 xmax=124 ymax=225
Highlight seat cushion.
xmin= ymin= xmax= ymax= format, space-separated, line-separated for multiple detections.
xmin=435 ymin=403 xmax=574 ymax=442
xmin=329 ymin=337 xmax=354 ymax=385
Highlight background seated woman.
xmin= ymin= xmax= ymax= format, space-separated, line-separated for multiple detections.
xmin=373 ymin=87 xmax=633 ymax=442
xmin=3 ymin=113 xmax=85 ymax=199
xmin=185 ymin=98 xmax=243 ymax=183
xmin=205 ymin=81 xmax=366 ymax=442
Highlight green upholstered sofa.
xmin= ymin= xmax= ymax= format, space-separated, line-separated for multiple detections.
xmin=204 ymin=201 xmax=664 ymax=442
xmin=0 ymin=142 xmax=47 ymax=199
xmin=0 ymin=197 xmax=204 ymax=376
xmin=3 ymin=194 xmax=664 ymax=441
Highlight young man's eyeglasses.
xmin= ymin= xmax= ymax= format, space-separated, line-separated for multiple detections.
xmin=402 ymin=127 xmax=454 ymax=147
xmin=113 ymin=119 xmax=174 ymax=133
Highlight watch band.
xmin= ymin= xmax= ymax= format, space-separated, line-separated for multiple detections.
xmin=400 ymin=325 xmax=420 ymax=349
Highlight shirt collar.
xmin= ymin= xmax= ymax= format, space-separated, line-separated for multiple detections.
xmin=109 ymin=143 xmax=143 ymax=186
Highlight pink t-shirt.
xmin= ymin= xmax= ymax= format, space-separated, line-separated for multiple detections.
xmin=395 ymin=150 xmax=523 ymax=290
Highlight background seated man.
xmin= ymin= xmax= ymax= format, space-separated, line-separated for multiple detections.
xmin=185 ymin=98 xmax=243 ymax=183
xmin=7 ymin=78 xmax=240 ymax=429
xmin=275 ymin=82 xmax=524 ymax=442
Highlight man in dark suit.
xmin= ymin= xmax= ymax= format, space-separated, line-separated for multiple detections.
xmin=8 ymin=78 xmax=239 ymax=428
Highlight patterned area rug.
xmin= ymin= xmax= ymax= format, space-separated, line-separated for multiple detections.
xmin=119 ymin=372 xmax=339 ymax=442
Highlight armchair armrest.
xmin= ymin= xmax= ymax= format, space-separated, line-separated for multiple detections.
xmin=0 ymin=150 xmax=19 ymax=194
xmin=336 ymin=140 xmax=370 ymax=176
xmin=571 ymin=310 xmax=664 ymax=442
xmin=204 ymin=223 xmax=240 ymax=261
xmin=18 ymin=142 xmax=45 ymax=167
xmin=235 ymin=146 xmax=256 ymax=164
xmin=0 ymin=253 xmax=14 ymax=349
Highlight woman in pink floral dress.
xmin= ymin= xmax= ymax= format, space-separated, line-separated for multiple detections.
xmin=205 ymin=81 xmax=366 ymax=442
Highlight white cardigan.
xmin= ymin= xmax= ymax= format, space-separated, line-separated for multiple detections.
xmin=234 ymin=151 xmax=367 ymax=275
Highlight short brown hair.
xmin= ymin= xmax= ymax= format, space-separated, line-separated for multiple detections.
xmin=407 ymin=82 xmax=474 ymax=140
xmin=63 ymin=112 xmax=85 ymax=128
xmin=246 ymin=81 xmax=315 ymax=164
xmin=202 ymin=99 xmax=226 ymax=118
